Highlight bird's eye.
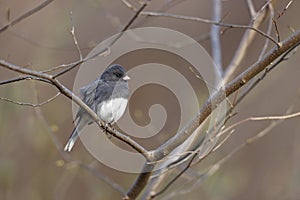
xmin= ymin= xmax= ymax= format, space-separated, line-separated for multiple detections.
xmin=115 ymin=72 xmax=122 ymax=78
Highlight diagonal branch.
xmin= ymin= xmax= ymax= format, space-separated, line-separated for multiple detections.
xmin=52 ymin=0 xmax=152 ymax=78
xmin=151 ymin=28 xmax=300 ymax=162
xmin=0 ymin=0 xmax=54 ymax=34
xmin=223 ymin=2 xmax=270 ymax=83
xmin=125 ymin=29 xmax=300 ymax=199
xmin=0 ymin=59 xmax=150 ymax=160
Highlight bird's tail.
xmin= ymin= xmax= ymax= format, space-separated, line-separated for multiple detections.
xmin=64 ymin=128 xmax=79 ymax=152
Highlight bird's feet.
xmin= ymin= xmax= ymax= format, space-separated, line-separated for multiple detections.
xmin=104 ymin=122 xmax=114 ymax=139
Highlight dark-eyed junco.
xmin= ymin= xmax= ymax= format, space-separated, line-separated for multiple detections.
xmin=64 ymin=64 xmax=130 ymax=152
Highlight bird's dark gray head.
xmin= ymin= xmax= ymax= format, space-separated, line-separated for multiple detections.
xmin=101 ymin=64 xmax=130 ymax=82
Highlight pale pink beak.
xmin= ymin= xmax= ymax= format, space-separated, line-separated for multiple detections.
xmin=123 ymin=75 xmax=130 ymax=81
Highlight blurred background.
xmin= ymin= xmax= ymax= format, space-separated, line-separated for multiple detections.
xmin=0 ymin=0 xmax=300 ymax=199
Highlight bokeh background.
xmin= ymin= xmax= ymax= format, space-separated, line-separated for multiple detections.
xmin=0 ymin=0 xmax=300 ymax=199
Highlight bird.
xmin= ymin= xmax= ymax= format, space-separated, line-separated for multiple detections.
xmin=64 ymin=64 xmax=130 ymax=152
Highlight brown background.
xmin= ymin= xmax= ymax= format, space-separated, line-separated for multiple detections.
xmin=0 ymin=0 xmax=299 ymax=199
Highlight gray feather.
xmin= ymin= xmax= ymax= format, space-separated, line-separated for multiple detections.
xmin=64 ymin=64 xmax=129 ymax=152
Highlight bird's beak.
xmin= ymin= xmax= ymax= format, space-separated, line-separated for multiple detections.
xmin=123 ymin=74 xmax=130 ymax=81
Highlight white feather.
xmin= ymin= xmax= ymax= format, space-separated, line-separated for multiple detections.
xmin=98 ymin=97 xmax=128 ymax=123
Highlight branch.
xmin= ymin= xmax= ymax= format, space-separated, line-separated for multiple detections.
xmin=154 ymin=104 xmax=298 ymax=199
xmin=219 ymin=110 xmax=300 ymax=138
xmin=192 ymin=108 xmax=294 ymax=190
xmin=246 ymin=0 xmax=256 ymax=18
xmin=211 ymin=0 xmax=223 ymax=73
xmin=140 ymin=11 xmax=280 ymax=46
xmin=52 ymin=0 xmax=152 ymax=78
xmin=258 ymin=3 xmax=274 ymax=60
xmin=223 ymin=2 xmax=269 ymax=83
xmin=0 ymin=75 xmax=50 ymax=85
xmin=152 ymin=29 xmax=300 ymax=161
xmin=161 ymin=117 xmax=283 ymax=200
xmin=0 ymin=0 xmax=54 ymax=34
xmin=126 ymin=29 xmax=300 ymax=199
xmin=30 ymin=87 xmax=127 ymax=195
xmin=0 ymin=59 xmax=150 ymax=160
xmin=0 ymin=92 xmax=60 ymax=107
xmin=123 ymin=164 xmax=154 ymax=200
xmin=69 ymin=11 xmax=83 ymax=61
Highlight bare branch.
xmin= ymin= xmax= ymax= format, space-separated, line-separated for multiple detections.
xmin=52 ymin=0 xmax=152 ymax=78
xmin=140 ymin=11 xmax=280 ymax=46
xmin=0 ymin=59 xmax=150 ymax=160
xmin=0 ymin=92 xmax=60 ymax=107
xmin=223 ymin=3 xmax=269 ymax=83
xmin=258 ymin=3 xmax=274 ymax=60
xmin=150 ymin=152 xmax=196 ymax=199
xmin=165 ymin=121 xmax=278 ymax=200
xmin=157 ymin=104 xmax=296 ymax=200
xmin=191 ymin=108 xmax=292 ymax=191
xmin=277 ymin=0 xmax=293 ymax=19
xmin=0 ymin=75 xmax=50 ymax=85
xmin=219 ymin=110 xmax=300 ymax=138
xmin=233 ymin=32 xmax=299 ymax=108
xmin=273 ymin=18 xmax=281 ymax=42
xmin=0 ymin=0 xmax=54 ymax=34
xmin=69 ymin=11 xmax=83 ymax=60
xmin=152 ymin=40 xmax=300 ymax=197
xmin=132 ymin=29 xmax=300 ymax=199
xmin=1 ymin=2 xmax=299 ymax=199
xmin=41 ymin=61 xmax=82 ymax=73
xmin=124 ymin=164 xmax=154 ymax=200
xmin=211 ymin=0 xmax=223 ymax=73
xmin=150 ymin=29 xmax=300 ymax=161
xmin=120 ymin=0 xmax=137 ymax=11
xmin=246 ymin=0 xmax=256 ymax=17
xmin=30 ymin=87 xmax=126 ymax=195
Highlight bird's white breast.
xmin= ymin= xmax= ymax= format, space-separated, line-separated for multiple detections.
xmin=97 ymin=98 xmax=128 ymax=123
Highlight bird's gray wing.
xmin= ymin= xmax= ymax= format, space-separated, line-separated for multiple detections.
xmin=75 ymin=79 xmax=112 ymax=120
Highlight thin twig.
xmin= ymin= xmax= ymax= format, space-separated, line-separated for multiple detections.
xmin=140 ymin=29 xmax=300 ymax=199
xmin=0 ymin=7 xmax=299 ymax=200
xmin=223 ymin=2 xmax=269 ymax=83
xmin=273 ymin=18 xmax=281 ymax=42
xmin=0 ymin=92 xmax=60 ymax=107
xmin=41 ymin=61 xmax=81 ymax=73
xmin=150 ymin=152 xmax=197 ymax=199
xmin=272 ymin=1 xmax=294 ymax=43
xmin=69 ymin=11 xmax=83 ymax=60
xmin=197 ymin=107 xmax=294 ymax=183
xmin=170 ymin=121 xmax=281 ymax=199
xmin=120 ymin=0 xmax=137 ymax=11
xmin=0 ymin=0 xmax=54 ymax=34
xmin=277 ymin=0 xmax=293 ymax=19
xmin=206 ymin=40 xmax=299 ymax=156
xmin=217 ymin=35 xmax=300 ymax=149
xmin=0 ymin=75 xmax=50 ymax=85
xmin=160 ymin=104 xmax=295 ymax=200
xmin=140 ymin=11 xmax=280 ymax=47
xmin=258 ymin=3 xmax=274 ymax=60
xmin=53 ymin=0 xmax=152 ymax=78
xmin=150 ymin=113 xmax=230 ymax=199
xmin=235 ymin=36 xmax=299 ymax=108
xmin=0 ymin=59 xmax=150 ymax=160
xmin=218 ymin=110 xmax=300 ymax=138
xmin=150 ymin=29 xmax=300 ymax=162
xmin=30 ymin=82 xmax=126 ymax=195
